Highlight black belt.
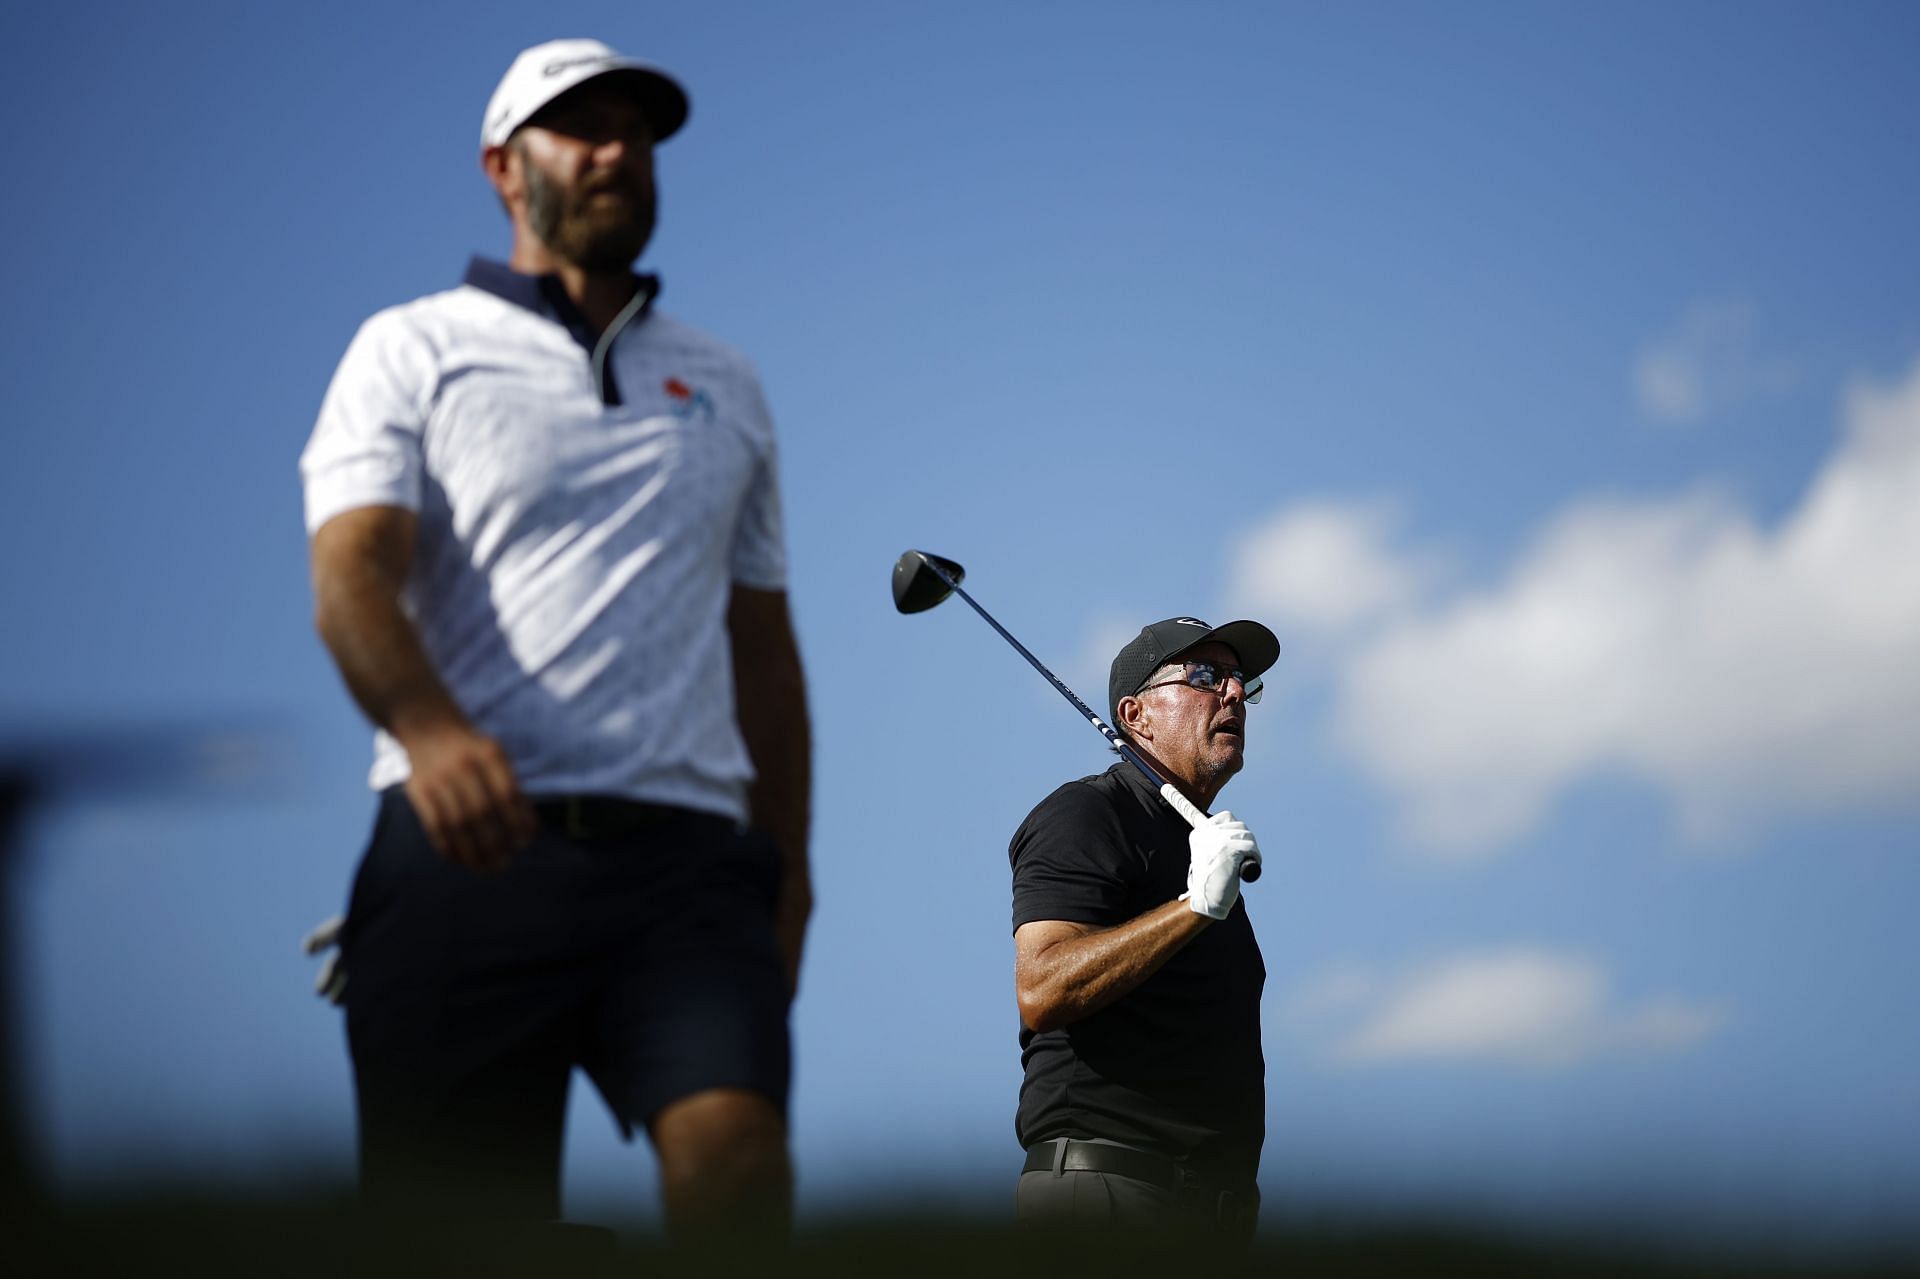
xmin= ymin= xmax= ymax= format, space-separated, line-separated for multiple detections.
xmin=1024 ymin=1138 xmax=1182 ymax=1189
xmin=533 ymin=796 xmax=686 ymax=840
xmin=1023 ymin=1140 xmax=1256 ymax=1224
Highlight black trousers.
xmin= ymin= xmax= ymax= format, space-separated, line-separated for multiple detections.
xmin=1015 ymin=1142 xmax=1258 ymax=1249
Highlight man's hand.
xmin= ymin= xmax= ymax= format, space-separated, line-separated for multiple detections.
xmin=401 ymin=720 xmax=537 ymax=872
xmin=1183 ymin=811 xmax=1262 ymax=920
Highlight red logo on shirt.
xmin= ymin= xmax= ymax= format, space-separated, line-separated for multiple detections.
xmin=662 ymin=376 xmax=715 ymax=421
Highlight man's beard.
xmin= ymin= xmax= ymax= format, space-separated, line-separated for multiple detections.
xmin=524 ymin=161 xmax=656 ymax=273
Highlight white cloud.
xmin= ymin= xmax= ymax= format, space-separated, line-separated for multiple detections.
xmin=1633 ymin=299 xmax=1798 ymax=426
xmin=1275 ymin=963 xmax=1376 ymax=1025
xmin=1233 ymin=359 xmax=1920 ymax=858
xmin=1224 ymin=500 xmax=1439 ymax=634
xmin=1286 ymin=949 xmax=1727 ymax=1069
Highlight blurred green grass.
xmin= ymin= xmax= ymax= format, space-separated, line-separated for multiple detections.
xmin=6 ymin=1189 xmax=1917 ymax=1278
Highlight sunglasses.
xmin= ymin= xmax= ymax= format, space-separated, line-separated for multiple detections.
xmin=1136 ymin=661 xmax=1263 ymax=705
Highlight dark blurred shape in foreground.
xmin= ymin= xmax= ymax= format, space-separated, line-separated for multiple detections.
xmin=3 ymin=1192 xmax=1918 ymax=1278
xmin=0 ymin=719 xmax=295 ymax=1203
xmin=0 ymin=717 xmax=294 ymax=802
xmin=0 ymin=769 xmax=26 ymax=1209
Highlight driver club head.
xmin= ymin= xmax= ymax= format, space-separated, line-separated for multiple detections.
xmin=891 ymin=550 xmax=967 ymax=614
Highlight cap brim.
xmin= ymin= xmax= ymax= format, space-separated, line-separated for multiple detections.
xmin=1172 ymin=620 xmax=1281 ymax=679
xmin=591 ymin=65 xmax=689 ymax=142
xmin=534 ymin=64 xmax=689 ymax=143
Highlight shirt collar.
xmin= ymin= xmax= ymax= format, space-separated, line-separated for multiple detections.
xmin=1111 ymin=757 xmax=1167 ymax=805
xmin=461 ymin=256 xmax=661 ymax=353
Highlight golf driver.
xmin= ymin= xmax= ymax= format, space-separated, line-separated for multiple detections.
xmin=892 ymin=549 xmax=1259 ymax=883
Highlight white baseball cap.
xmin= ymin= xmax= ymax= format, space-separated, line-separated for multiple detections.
xmin=481 ymin=38 xmax=689 ymax=149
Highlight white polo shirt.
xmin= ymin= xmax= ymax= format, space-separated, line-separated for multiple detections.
xmin=300 ymin=259 xmax=787 ymax=822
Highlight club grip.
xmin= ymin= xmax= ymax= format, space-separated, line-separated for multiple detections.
xmin=1158 ymin=784 xmax=1261 ymax=883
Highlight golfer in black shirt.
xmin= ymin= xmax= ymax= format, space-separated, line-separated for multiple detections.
xmin=1010 ymin=616 xmax=1279 ymax=1243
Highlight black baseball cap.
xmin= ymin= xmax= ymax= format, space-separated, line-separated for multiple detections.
xmin=1108 ymin=616 xmax=1281 ymax=729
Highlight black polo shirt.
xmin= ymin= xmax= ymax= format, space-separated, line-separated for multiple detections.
xmin=1010 ymin=762 xmax=1266 ymax=1187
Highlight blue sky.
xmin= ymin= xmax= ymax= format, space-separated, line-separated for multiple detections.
xmin=3 ymin=0 xmax=1916 ymax=1243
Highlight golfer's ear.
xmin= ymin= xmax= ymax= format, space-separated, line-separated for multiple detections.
xmin=482 ymin=140 xmax=524 ymax=212
xmin=1117 ymin=695 xmax=1150 ymax=741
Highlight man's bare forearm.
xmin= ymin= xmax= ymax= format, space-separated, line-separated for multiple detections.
xmin=729 ymin=592 xmax=812 ymax=867
xmin=310 ymin=507 xmax=534 ymax=868
xmin=728 ymin=587 xmax=813 ymax=993
xmin=1016 ymin=901 xmax=1212 ymax=1032
xmin=740 ymin=660 xmax=810 ymax=877
xmin=312 ymin=544 xmax=466 ymax=741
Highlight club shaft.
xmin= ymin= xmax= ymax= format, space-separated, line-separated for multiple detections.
xmin=953 ymin=583 xmax=1163 ymax=784
xmin=946 ymin=582 xmax=1123 ymax=743
xmin=932 ymin=568 xmax=1220 ymax=816
xmin=912 ymin=554 xmax=1259 ymax=883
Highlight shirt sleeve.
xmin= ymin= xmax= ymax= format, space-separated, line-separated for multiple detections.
xmin=727 ymin=368 xmax=788 ymax=590
xmin=1010 ymin=780 xmax=1140 ymax=932
xmin=299 ymin=310 xmax=434 ymax=535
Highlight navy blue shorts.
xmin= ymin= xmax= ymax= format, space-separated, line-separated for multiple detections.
xmin=339 ymin=788 xmax=790 ymax=1219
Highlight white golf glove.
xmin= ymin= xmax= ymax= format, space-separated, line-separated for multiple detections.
xmin=301 ymin=914 xmax=347 ymax=1005
xmin=1182 ymin=812 xmax=1261 ymax=919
